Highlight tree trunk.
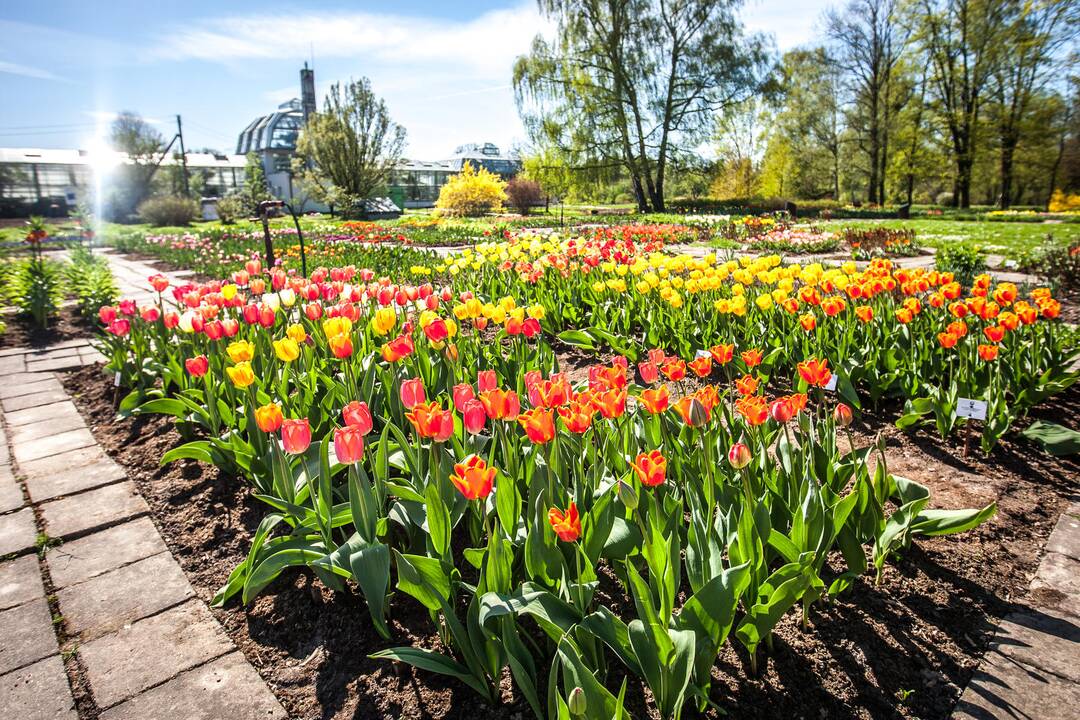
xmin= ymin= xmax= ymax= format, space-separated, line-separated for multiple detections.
xmin=998 ymin=140 xmax=1015 ymax=209
xmin=956 ymin=155 xmax=973 ymax=208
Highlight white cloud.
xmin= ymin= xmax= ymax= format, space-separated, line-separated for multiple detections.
xmin=740 ymin=0 xmax=832 ymax=51
xmin=0 ymin=60 xmax=68 ymax=82
xmin=147 ymin=4 xmax=548 ymax=80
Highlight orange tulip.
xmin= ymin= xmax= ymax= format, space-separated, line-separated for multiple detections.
xmin=688 ymin=355 xmax=712 ymax=378
xmin=593 ymin=388 xmax=627 ymax=419
xmin=518 ymin=407 xmax=556 ymax=444
xmin=834 ymin=403 xmax=854 ymax=427
xmin=938 ymin=332 xmax=958 ymax=349
xmin=741 ymin=349 xmax=763 ymax=368
xmin=281 ymin=418 xmax=311 ymax=454
xmin=406 ymin=401 xmax=455 ymax=441
xmin=674 ymin=396 xmax=709 ymax=426
xmin=855 ymin=305 xmax=874 ymax=324
xmin=983 ymin=325 xmax=1005 ymax=343
xmin=948 ymin=320 xmax=968 ymax=337
xmin=734 ymin=374 xmax=758 ymax=396
xmin=479 ymin=389 xmax=521 ymax=421
xmin=328 ymin=333 xmax=353 ymax=359
xmin=548 ymin=502 xmax=581 ymax=542
xmin=735 ymin=395 xmax=769 ymax=426
xmin=255 ymin=403 xmax=283 ymax=433
xmin=797 ymin=358 xmax=831 ymax=387
xmin=450 ymin=455 xmax=495 ymax=501
xmin=661 ymin=358 xmax=686 ymax=381
xmin=695 ymin=385 xmax=720 ymax=414
xmin=799 ymin=313 xmax=816 ymax=332
xmin=638 ymin=385 xmax=670 ymax=414
xmin=978 ymin=344 xmax=999 ymax=362
xmin=632 ymin=450 xmax=666 ymax=488
xmin=557 ymin=401 xmax=594 ymax=434
xmin=709 ymin=343 xmax=734 ymax=364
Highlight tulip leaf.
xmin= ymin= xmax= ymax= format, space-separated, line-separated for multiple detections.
xmin=161 ymin=440 xmax=214 ymax=465
xmin=369 ymin=647 xmax=490 ymax=699
xmin=911 ymin=503 xmax=997 ymax=536
xmin=1021 ymin=420 xmax=1080 ymax=456
xmin=393 ymin=551 xmax=450 ymax=612
xmin=424 ymin=483 xmax=451 ymax=558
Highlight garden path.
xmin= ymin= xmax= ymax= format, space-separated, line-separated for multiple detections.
xmin=0 ymin=250 xmax=286 ymax=719
xmin=952 ymin=500 xmax=1080 ymax=718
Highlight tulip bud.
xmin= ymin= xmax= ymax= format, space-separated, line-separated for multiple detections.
xmin=567 ymin=687 xmax=587 ymax=717
xmin=685 ymin=397 xmax=709 ymax=428
xmin=728 ymin=442 xmax=752 ymax=469
xmin=617 ymin=479 xmax=638 ymax=510
xmin=834 ymin=403 xmax=854 ymax=427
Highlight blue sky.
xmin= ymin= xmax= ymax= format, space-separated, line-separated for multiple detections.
xmin=0 ymin=0 xmax=830 ymax=160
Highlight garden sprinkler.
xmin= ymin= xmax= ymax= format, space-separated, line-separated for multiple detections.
xmin=257 ymin=200 xmax=285 ymax=270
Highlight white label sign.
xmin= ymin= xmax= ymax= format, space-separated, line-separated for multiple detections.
xmin=824 ymin=374 xmax=838 ymax=391
xmin=114 ymin=372 xmax=121 ymax=387
xmin=956 ymin=398 xmax=987 ymax=420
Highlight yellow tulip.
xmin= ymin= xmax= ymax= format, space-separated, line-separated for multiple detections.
xmin=226 ymin=362 xmax=256 ymax=388
xmin=273 ymin=337 xmax=300 ymax=362
xmin=226 ymin=340 xmax=254 ymax=363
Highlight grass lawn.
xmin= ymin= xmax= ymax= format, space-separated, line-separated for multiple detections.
xmin=815 ymin=218 xmax=1079 ymax=259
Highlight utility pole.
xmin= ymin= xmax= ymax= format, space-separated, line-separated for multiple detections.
xmin=176 ymin=114 xmax=190 ymax=197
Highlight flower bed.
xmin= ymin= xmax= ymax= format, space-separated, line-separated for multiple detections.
xmin=86 ymin=232 xmax=1077 ymax=717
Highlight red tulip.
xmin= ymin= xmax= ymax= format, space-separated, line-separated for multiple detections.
xmin=334 ymin=426 xmax=365 ymax=463
xmin=185 ymin=355 xmax=209 ymax=377
xmin=281 ymin=419 xmax=311 ymax=454
xmin=548 ymin=502 xmax=581 ymax=542
xmin=401 ymin=378 xmax=426 ymax=409
xmin=452 ymin=383 xmax=476 ymax=412
xmin=728 ymin=442 xmax=752 ymax=469
xmin=342 ymin=401 xmax=373 ymax=434
xmin=462 ymin=399 xmax=487 ymax=434
xmin=477 ymin=369 xmax=498 ymax=392
xmin=450 ymin=455 xmax=495 ymax=501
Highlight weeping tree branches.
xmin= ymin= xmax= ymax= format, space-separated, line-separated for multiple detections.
xmin=513 ymin=0 xmax=770 ymax=212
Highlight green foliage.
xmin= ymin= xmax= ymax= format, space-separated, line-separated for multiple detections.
xmin=13 ymin=257 xmax=63 ymax=329
xmin=1017 ymin=239 xmax=1080 ymax=297
xmin=241 ymin=153 xmax=272 ymax=213
xmin=934 ymin=242 xmax=988 ymax=287
xmin=138 ymin=196 xmax=199 ymax=227
xmin=66 ymin=246 xmax=118 ymax=318
xmin=435 ymin=162 xmax=507 ymax=217
xmin=215 ymin=194 xmax=247 ymax=225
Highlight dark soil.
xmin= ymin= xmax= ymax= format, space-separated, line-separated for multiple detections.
xmin=0 ymin=306 xmax=96 ymax=351
xmin=61 ymin=364 xmax=1080 ymax=720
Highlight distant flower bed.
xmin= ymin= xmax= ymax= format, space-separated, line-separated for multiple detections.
xmin=746 ymin=228 xmax=841 ymax=254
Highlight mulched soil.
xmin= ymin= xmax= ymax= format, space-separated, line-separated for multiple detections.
xmin=61 ymin=364 xmax=1079 ymax=720
xmin=0 ymin=306 xmax=96 ymax=351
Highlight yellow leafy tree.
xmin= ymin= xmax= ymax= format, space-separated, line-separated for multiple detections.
xmin=435 ymin=162 xmax=507 ymax=216
xmin=1048 ymin=189 xmax=1080 ymax=213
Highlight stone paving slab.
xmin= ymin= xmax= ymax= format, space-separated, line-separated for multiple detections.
xmin=1029 ymin=551 xmax=1080 ymax=619
xmin=0 ymin=377 xmax=63 ymax=400
xmin=0 ymin=354 xmax=26 ymax=375
xmin=0 ymin=465 xmax=23 ymax=513
xmin=0 ymin=654 xmax=78 ymax=720
xmin=99 ymin=651 xmax=286 ymax=720
xmin=4 ymin=399 xmax=82 ymax=427
xmin=48 ymin=516 xmax=168 ymax=588
xmin=990 ymin=609 xmax=1080 ymax=684
xmin=41 ymin=481 xmax=148 ymax=539
xmin=19 ymin=444 xmax=109 ymax=481
xmin=0 ymin=507 xmax=37 ymax=556
xmin=953 ymin=647 xmax=1080 ymax=719
xmin=1 ymin=387 xmax=71 ymax=413
xmin=25 ymin=458 xmax=127 ymax=503
xmin=12 ymin=427 xmax=97 ymax=465
xmin=1045 ymin=507 xmax=1080 ymax=561
xmin=26 ymin=346 xmax=82 ymax=360
xmin=26 ymin=356 xmax=95 ymax=373
xmin=8 ymin=412 xmax=88 ymax=445
xmin=80 ymin=599 xmax=234 ymax=709
xmin=57 ymin=551 xmax=193 ymax=642
xmin=0 ymin=555 xmax=44 ymax=611
xmin=0 ymin=597 xmax=56 ymax=675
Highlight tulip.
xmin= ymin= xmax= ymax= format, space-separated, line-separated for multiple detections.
xmin=638 ymin=361 xmax=659 ymax=384
xmin=568 ymin=687 xmax=587 ymax=717
xmin=674 ymin=396 xmax=709 ymax=427
xmin=227 ymin=340 xmax=254 ymax=363
xmin=518 ymin=408 xmax=556 ymax=444
xmin=548 ymin=502 xmax=581 ymax=542
xmin=449 ymin=455 xmax=495 ymax=501
xmin=734 ymin=374 xmax=758 ymax=396
xmin=728 ymin=442 xmax=752 ymax=469
xmin=452 ymin=383 xmax=476 ymax=412
xmin=834 ymin=403 xmax=854 ymax=427
xmin=273 ymin=337 xmax=300 ymax=362
xmin=797 ymin=357 xmax=832 ymax=387
xmin=557 ymin=401 xmax=594 ymax=434
xmin=938 ymin=332 xmax=959 ymax=349
xmin=593 ymin=388 xmax=626 ymax=419
xmin=255 ymin=403 xmax=283 ymax=433
xmin=736 ymin=395 xmax=769 ymax=426
xmin=226 ymin=362 xmax=255 ymax=388
xmin=401 ymin=378 xmax=426 ymax=409
xmin=462 ymin=399 xmax=487 ymax=434
xmin=616 ymin=479 xmax=639 ymax=510
xmin=380 ymin=334 xmax=413 ymax=362
xmin=281 ymin=419 xmax=311 ymax=454
xmin=638 ymin=385 xmax=670 ymax=414
xmin=479 ymin=389 xmax=520 ymax=421
xmin=799 ymin=313 xmax=816 ymax=332
xmin=741 ymin=349 xmax=763 ymax=368
xmin=286 ymin=324 xmax=307 ymax=343
xmin=769 ymin=396 xmax=794 ymax=423
xmin=406 ymin=401 xmax=455 ymax=441
xmin=98 ymin=305 xmax=117 ymax=324
xmin=632 ymin=450 xmax=666 ymax=488
xmin=661 ymin=359 xmax=686 ymax=381
xmin=334 ymin=426 xmax=365 ymax=463
xmin=978 ymin=344 xmax=999 ymax=362
xmin=342 ymin=401 xmax=373 ymax=434
xmin=328 ymin=334 xmax=353 ymax=359
xmin=983 ymin=325 xmax=1005 ymax=343
xmin=477 ymin=369 xmax=498 ymax=392
xmin=688 ymin=356 xmax=712 ymax=378
xmin=709 ymin=343 xmax=734 ymax=364
xmin=185 ymin=355 xmax=209 ymax=378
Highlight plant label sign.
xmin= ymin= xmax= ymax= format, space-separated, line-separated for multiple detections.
xmin=824 ymin=374 xmax=838 ymax=391
xmin=956 ymin=398 xmax=987 ymax=421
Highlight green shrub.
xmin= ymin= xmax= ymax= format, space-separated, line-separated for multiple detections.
xmin=138 ymin=196 xmax=199 ymax=227
xmin=215 ymin=195 xmax=247 ymax=225
xmin=14 ymin=257 xmax=63 ymax=329
xmin=66 ymin=246 xmax=118 ymax=317
xmin=1017 ymin=238 xmax=1080 ymax=298
xmin=935 ymin=242 xmax=987 ymax=289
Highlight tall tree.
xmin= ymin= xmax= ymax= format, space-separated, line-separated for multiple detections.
xmin=826 ymin=0 xmax=907 ymax=205
xmin=109 ymin=111 xmax=165 ymax=215
xmin=514 ymin=0 xmax=770 ymax=212
xmin=989 ymin=0 xmax=1078 ymax=208
xmin=916 ymin=0 xmax=1007 ymax=207
xmin=293 ymin=78 xmax=406 ymax=212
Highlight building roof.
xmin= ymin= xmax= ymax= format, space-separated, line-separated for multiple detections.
xmin=236 ymin=99 xmax=304 ymax=155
